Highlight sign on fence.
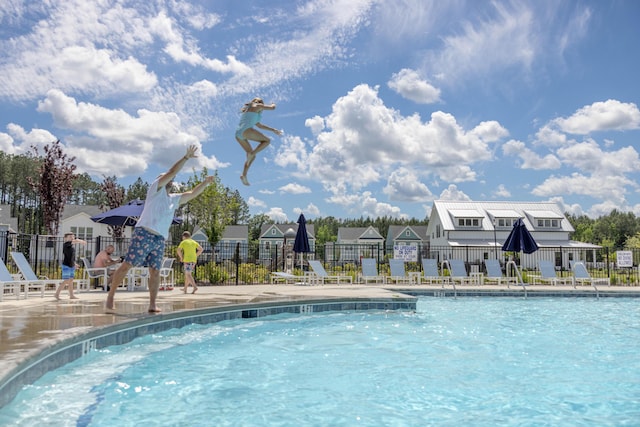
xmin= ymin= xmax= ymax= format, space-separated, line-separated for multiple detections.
xmin=616 ymin=250 xmax=633 ymax=268
xmin=394 ymin=245 xmax=417 ymax=262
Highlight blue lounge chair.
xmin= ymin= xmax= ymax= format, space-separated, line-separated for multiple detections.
xmin=387 ymin=259 xmax=411 ymax=284
xmin=484 ymin=259 xmax=518 ymax=287
xmin=360 ymin=258 xmax=385 ymax=284
xmin=420 ymin=259 xmax=448 ymax=285
xmin=9 ymin=252 xmax=52 ymax=298
xmin=307 ymin=260 xmax=352 ymax=285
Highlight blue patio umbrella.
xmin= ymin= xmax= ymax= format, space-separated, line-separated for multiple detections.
xmin=293 ymin=213 xmax=311 ymax=269
xmin=293 ymin=213 xmax=311 ymax=253
xmin=502 ymin=218 xmax=539 ymax=254
xmin=91 ymin=199 xmax=182 ymax=227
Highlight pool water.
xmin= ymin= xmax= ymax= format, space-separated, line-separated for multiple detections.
xmin=1 ymin=298 xmax=639 ymax=426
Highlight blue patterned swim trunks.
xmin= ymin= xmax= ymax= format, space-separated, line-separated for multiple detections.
xmin=124 ymin=227 xmax=166 ymax=270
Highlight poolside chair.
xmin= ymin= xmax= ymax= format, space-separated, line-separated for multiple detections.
xmin=81 ymin=257 xmax=109 ymax=291
xmin=0 ymin=258 xmax=28 ymax=300
xmin=443 ymin=259 xmax=475 ymax=285
xmin=570 ymin=261 xmax=610 ymax=287
xmin=484 ymin=259 xmax=518 ymax=287
xmin=159 ymin=257 xmax=176 ymax=291
xmin=306 ymin=260 xmax=352 ymax=285
xmin=420 ymin=258 xmax=448 ymax=286
xmin=533 ymin=260 xmax=574 ymax=287
xmin=387 ymin=259 xmax=411 ymax=284
xmin=126 ymin=267 xmax=149 ymax=291
xmin=359 ymin=258 xmax=385 ymax=284
xmin=9 ymin=251 xmax=55 ymax=298
xmin=270 ymin=271 xmax=301 ymax=284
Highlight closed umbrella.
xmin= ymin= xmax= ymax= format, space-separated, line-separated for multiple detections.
xmin=293 ymin=213 xmax=311 ymax=270
xmin=501 ymin=217 xmax=538 ymax=287
xmin=502 ymin=218 xmax=539 ymax=254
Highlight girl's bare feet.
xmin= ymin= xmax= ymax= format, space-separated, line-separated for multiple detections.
xmin=240 ymin=175 xmax=250 ymax=186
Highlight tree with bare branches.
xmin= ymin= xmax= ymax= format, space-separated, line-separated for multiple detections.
xmin=100 ymin=175 xmax=126 ymax=238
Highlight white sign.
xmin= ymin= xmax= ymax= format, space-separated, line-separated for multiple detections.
xmin=616 ymin=250 xmax=633 ymax=268
xmin=394 ymin=245 xmax=417 ymax=262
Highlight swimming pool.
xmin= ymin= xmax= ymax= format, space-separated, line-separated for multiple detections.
xmin=1 ymin=297 xmax=639 ymax=426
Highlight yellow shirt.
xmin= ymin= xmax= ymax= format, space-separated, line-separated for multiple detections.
xmin=178 ymin=238 xmax=201 ymax=263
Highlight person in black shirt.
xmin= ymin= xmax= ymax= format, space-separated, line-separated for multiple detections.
xmin=55 ymin=232 xmax=86 ymax=300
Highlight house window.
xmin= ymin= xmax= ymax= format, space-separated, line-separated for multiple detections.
xmin=405 ymin=230 xmax=410 ymax=236
xmin=271 ymin=229 xmax=276 ymax=235
xmin=436 ymin=225 xmax=441 ymax=238
xmin=536 ymin=219 xmax=560 ymax=228
xmin=70 ymin=226 xmax=93 ymax=240
xmin=497 ymin=218 xmax=514 ymax=227
xmin=457 ymin=218 xmax=480 ymax=227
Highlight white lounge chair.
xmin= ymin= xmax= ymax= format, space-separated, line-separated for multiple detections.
xmin=570 ymin=261 xmax=610 ymax=286
xmin=420 ymin=258 xmax=448 ymax=285
xmin=533 ymin=260 xmax=574 ymax=286
xmin=307 ymin=260 xmax=352 ymax=285
xmin=359 ymin=258 xmax=385 ymax=284
xmin=387 ymin=259 xmax=411 ymax=284
xmin=484 ymin=259 xmax=518 ymax=287
xmin=10 ymin=251 xmax=55 ymax=298
xmin=270 ymin=271 xmax=300 ymax=284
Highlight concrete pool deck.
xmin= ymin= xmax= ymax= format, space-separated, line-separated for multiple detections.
xmin=1 ymin=282 xmax=639 ymax=407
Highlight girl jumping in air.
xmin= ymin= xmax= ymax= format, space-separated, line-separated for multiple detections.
xmin=235 ymin=97 xmax=282 ymax=186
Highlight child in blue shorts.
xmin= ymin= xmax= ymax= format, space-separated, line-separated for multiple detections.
xmin=55 ymin=232 xmax=86 ymax=300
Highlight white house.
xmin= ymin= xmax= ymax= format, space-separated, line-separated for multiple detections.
xmin=426 ymin=200 xmax=601 ymax=269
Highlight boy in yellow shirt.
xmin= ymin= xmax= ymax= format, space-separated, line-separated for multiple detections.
xmin=177 ymin=231 xmax=203 ymax=294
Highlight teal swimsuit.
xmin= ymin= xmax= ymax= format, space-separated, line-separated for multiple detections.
xmin=236 ymin=111 xmax=262 ymax=139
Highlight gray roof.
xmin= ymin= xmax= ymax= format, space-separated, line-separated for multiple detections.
xmin=221 ymin=225 xmax=248 ymax=240
xmin=337 ymin=226 xmax=383 ymax=241
xmin=62 ymin=204 xmax=103 ymax=220
xmin=386 ymin=225 xmax=428 ymax=242
xmin=259 ymin=223 xmax=315 ymax=239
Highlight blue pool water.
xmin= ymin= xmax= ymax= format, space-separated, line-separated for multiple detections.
xmin=1 ymin=298 xmax=640 ymax=426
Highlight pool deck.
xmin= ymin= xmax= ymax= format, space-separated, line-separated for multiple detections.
xmin=1 ymin=282 xmax=639 ymax=406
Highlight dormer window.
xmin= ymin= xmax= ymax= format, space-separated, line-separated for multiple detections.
xmin=496 ymin=218 xmax=515 ymax=228
xmin=458 ymin=218 xmax=480 ymax=227
xmin=536 ymin=218 xmax=560 ymax=228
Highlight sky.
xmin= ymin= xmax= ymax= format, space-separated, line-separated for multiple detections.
xmin=1 ymin=0 xmax=639 ymax=223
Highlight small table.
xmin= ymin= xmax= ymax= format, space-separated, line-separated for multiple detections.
xmin=470 ymin=272 xmax=484 ymax=285
xmin=408 ymin=272 xmax=422 ymax=285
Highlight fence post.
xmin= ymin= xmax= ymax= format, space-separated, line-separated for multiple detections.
xmin=235 ymin=242 xmax=240 ymax=286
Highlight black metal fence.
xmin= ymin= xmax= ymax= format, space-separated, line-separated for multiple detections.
xmin=1 ymin=232 xmax=639 ymax=286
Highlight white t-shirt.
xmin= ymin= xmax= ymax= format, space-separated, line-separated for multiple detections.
xmin=135 ymin=178 xmax=182 ymax=238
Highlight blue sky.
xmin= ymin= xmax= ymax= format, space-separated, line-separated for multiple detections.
xmin=1 ymin=1 xmax=639 ymax=223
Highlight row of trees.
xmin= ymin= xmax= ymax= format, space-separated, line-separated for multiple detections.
xmin=3 ymin=140 xmax=640 ymax=249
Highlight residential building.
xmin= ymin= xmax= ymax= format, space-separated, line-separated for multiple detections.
xmin=386 ymin=225 xmax=429 ymax=261
xmin=326 ymin=226 xmax=385 ymax=264
xmin=426 ymin=200 xmax=601 ymax=269
xmin=258 ymin=223 xmax=316 ymax=266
